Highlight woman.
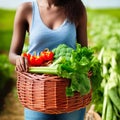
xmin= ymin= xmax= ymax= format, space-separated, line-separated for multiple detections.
xmin=9 ymin=0 xmax=88 ymax=119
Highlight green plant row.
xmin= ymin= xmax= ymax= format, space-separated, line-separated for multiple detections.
xmin=0 ymin=9 xmax=15 ymax=52
xmin=87 ymin=9 xmax=120 ymax=120
xmin=0 ymin=54 xmax=14 ymax=93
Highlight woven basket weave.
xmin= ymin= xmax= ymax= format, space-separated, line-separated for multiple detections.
xmin=16 ymin=71 xmax=92 ymax=114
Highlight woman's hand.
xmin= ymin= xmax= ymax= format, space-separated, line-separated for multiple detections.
xmin=15 ymin=56 xmax=29 ymax=72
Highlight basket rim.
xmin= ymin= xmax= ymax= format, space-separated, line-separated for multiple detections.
xmin=16 ymin=71 xmax=70 ymax=82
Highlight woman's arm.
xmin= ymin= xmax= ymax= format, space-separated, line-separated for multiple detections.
xmin=9 ymin=3 xmax=31 ymax=71
xmin=76 ymin=5 xmax=88 ymax=47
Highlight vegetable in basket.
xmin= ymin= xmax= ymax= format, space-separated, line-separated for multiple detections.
xmin=29 ymin=43 xmax=102 ymax=97
xmin=22 ymin=49 xmax=54 ymax=66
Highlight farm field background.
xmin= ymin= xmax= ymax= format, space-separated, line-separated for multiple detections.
xmin=0 ymin=8 xmax=120 ymax=120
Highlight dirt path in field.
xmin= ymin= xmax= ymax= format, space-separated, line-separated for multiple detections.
xmin=0 ymin=85 xmax=24 ymax=120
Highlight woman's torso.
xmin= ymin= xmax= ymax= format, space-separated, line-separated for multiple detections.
xmin=25 ymin=0 xmax=77 ymax=55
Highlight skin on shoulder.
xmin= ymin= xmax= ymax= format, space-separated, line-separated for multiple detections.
xmin=15 ymin=2 xmax=32 ymax=33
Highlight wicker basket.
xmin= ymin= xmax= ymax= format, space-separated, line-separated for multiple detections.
xmin=16 ymin=71 xmax=92 ymax=114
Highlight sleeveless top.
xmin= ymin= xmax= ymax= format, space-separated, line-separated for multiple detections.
xmin=28 ymin=0 xmax=77 ymax=55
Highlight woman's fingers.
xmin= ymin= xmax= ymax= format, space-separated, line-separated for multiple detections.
xmin=19 ymin=56 xmax=25 ymax=71
xmin=16 ymin=56 xmax=24 ymax=71
xmin=16 ymin=56 xmax=29 ymax=72
xmin=24 ymin=57 xmax=29 ymax=71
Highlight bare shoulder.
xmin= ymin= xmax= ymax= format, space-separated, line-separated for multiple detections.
xmin=15 ymin=2 xmax=32 ymax=20
xmin=17 ymin=2 xmax=32 ymax=12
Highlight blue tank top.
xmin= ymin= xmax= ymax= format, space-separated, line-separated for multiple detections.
xmin=28 ymin=0 xmax=77 ymax=55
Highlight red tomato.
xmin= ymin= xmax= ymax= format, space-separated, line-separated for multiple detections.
xmin=21 ymin=50 xmax=54 ymax=66
xmin=47 ymin=51 xmax=54 ymax=60
xmin=35 ymin=56 xmax=44 ymax=66
xmin=40 ymin=51 xmax=54 ymax=61
xmin=29 ymin=56 xmax=36 ymax=66
xmin=29 ymin=55 xmax=44 ymax=66
xmin=40 ymin=51 xmax=47 ymax=61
